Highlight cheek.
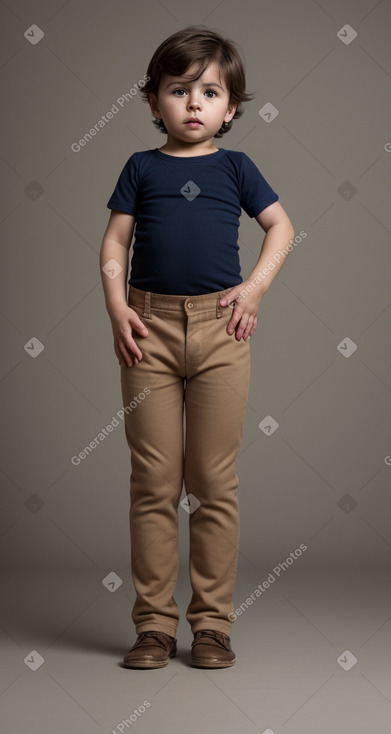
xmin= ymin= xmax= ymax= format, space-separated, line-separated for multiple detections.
xmin=165 ymin=98 xmax=183 ymax=113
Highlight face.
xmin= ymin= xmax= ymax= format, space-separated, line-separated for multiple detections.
xmin=149 ymin=60 xmax=237 ymax=144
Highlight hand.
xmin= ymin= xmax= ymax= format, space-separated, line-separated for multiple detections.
xmin=109 ymin=304 xmax=149 ymax=367
xmin=219 ymin=282 xmax=263 ymax=341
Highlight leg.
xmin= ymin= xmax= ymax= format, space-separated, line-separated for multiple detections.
xmin=184 ymin=311 xmax=250 ymax=635
xmin=120 ymin=305 xmax=185 ymax=637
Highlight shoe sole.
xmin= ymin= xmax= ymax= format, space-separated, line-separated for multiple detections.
xmin=191 ymin=657 xmax=235 ymax=669
xmin=123 ymin=650 xmax=177 ymax=669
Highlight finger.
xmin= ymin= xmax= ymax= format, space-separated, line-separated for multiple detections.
xmin=220 ymin=290 xmax=238 ymax=307
xmin=241 ymin=315 xmax=254 ymax=340
xmin=123 ymin=327 xmax=145 ymax=361
xmin=133 ymin=321 xmax=149 ymax=337
xmin=129 ymin=334 xmax=145 ymax=361
xmin=127 ymin=307 xmax=149 ymax=337
xmin=115 ymin=341 xmax=130 ymax=367
xmin=127 ymin=340 xmax=143 ymax=364
xmin=119 ymin=339 xmax=142 ymax=367
xmin=118 ymin=342 xmax=133 ymax=367
xmin=234 ymin=314 xmax=251 ymax=340
xmin=226 ymin=308 xmax=243 ymax=335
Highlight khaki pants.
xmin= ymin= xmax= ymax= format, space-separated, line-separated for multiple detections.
xmin=120 ymin=284 xmax=251 ymax=637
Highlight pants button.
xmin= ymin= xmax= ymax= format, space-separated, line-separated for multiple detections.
xmin=187 ymin=301 xmax=194 ymax=309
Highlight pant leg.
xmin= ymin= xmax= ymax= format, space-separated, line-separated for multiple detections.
xmin=183 ymin=307 xmax=251 ymax=635
xmin=120 ymin=294 xmax=186 ymax=637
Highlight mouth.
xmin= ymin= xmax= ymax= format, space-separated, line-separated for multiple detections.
xmin=184 ymin=119 xmax=203 ymax=127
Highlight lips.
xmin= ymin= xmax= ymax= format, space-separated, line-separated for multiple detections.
xmin=185 ymin=118 xmax=202 ymax=124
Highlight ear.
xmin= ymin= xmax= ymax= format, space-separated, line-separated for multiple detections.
xmin=149 ymin=93 xmax=161 ymax=119
xmin=224 ymin=102 xmax=237 ymax=123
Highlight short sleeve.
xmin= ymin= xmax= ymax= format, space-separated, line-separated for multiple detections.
xmin=239 ymin=153 xmax=279 ymax=218
xmin=107 ymin=155 xmax=138 ymax=215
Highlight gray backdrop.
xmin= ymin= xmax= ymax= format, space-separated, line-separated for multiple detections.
xmin=1 ymin=0 xmax=390 ymax=574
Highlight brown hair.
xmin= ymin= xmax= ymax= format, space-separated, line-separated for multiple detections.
xmin=140 ymin=25 xmax=254 ymax=138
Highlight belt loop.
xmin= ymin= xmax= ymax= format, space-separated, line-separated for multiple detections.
xmin=144 ymin=291 xmax=151 ymax=318
xmin=216 ymin=293 xmax=222 ymax=319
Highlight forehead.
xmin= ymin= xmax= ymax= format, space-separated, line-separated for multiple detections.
xmin=161 ymin=60 xmax=226 ymax=88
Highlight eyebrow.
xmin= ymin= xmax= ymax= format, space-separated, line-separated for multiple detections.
xmin=165 ymin=81 xmax=224 ymax=90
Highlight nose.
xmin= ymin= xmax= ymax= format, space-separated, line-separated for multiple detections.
xmin=187 ymin=91 xmax=201 ymax=111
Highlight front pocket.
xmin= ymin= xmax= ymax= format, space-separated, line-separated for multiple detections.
xmin=128 ymin=302 xmax=153 ymax=322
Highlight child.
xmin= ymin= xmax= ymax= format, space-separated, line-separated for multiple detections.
xmin=100 ymin=25 xmax=294 ymax=669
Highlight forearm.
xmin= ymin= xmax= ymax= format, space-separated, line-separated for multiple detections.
xmin=246 ymin=222 xmax=295 ymax=297
xmin=100 ymin=237 xmax=129 ymax=315
xmin=220 ymin=212 xmax=295 ymax=340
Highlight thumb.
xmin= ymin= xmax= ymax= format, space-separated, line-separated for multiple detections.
xmin=132 ymin=318 xmax=149 ymax=337
xmin=220 ymin=287 xmax=241 ymax=307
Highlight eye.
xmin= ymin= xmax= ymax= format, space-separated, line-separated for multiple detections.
xmin=172 ymin=88 xmax=218 ymax=98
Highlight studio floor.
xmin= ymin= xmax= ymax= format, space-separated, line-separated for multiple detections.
xmin=0 ymin=568 xmax=390 ymax=734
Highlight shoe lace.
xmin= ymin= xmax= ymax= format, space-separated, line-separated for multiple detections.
xmin=193 ymin=629 xmax=230 ymax=650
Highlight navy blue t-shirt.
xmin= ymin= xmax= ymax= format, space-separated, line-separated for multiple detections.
xmin=107 ymin=147 xmax=279 ymax=295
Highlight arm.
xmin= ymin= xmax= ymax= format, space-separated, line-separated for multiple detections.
xmin=219 ymin=201 xmax=295 ymax=341
xmin=100 ymin=210 xmax=149 ymax=367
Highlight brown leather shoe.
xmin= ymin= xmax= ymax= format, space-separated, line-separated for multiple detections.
xmin=191 ymin=629 xmax=235 ymax=668
xmin=123 ymin=631 xmax=177 ymax=669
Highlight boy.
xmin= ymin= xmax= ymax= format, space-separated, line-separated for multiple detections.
xmin=100 ymin=25 xmax=294 ymax=669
